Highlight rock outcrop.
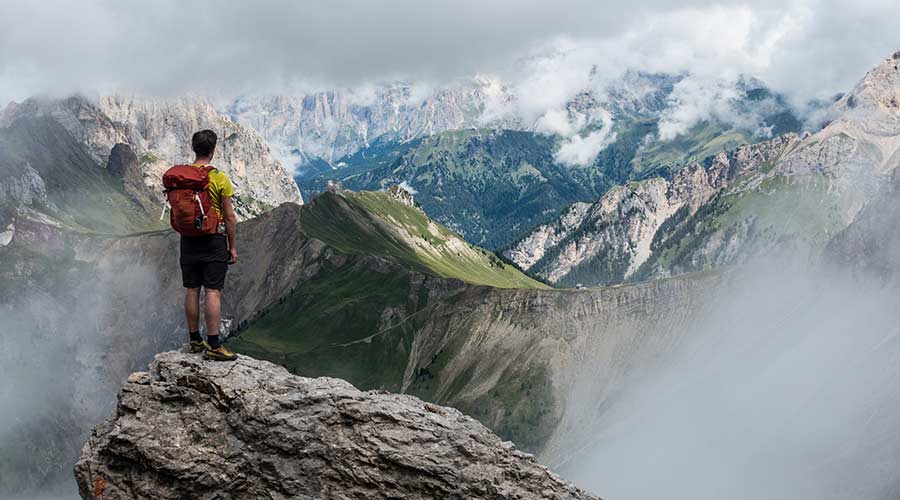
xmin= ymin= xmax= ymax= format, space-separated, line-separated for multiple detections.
xmin=772 ymin=52 xmax=900 ymax=190
xmin=505 ymin=134 xmax=802 ymax=286
xmin=74 ymin=351 xmax=597 ymax=500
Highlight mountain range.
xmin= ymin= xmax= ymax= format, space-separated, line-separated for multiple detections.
xmin=227 ymin=72 xmax=805 ymax=249
xmin=3 ymin=52 xmax=900 ymax=499
xmin=506 ymin=51 xmax=900 ymax=286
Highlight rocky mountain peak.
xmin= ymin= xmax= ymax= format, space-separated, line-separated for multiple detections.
xmin=782 ymin=50 xmax=900 ymax=178
xmin=75 ymin=351 xmax=596 ymax=500
xmin=835 ymin=51 xmax=900 ymax=115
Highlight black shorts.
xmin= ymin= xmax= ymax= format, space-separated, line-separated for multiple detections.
xmin=180 ymin=235 xmax=229 ymax=290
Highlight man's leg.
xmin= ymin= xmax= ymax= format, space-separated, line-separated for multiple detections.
xmin=182 ymin=260 xmax=204 ymax=347
xmin=204 ymin=289 xmax=221 ymax=343
xmin=201 ymin=261 xmax=235 ymax=361
xmin=185 ymin=287 xmax=201 ymax=335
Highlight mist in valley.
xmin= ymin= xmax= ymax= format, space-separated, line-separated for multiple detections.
xmin=0 ymin=255 xmax=170 ymax=500
xmin=560 ymin=256 xmax=900 ymax=500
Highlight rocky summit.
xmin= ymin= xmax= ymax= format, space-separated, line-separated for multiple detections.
xmin=74 ymin=351 xmax=597 ymax=500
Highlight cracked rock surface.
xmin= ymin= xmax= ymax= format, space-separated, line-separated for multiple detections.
xmin=74 ymin=350 xmax=597 ymax=500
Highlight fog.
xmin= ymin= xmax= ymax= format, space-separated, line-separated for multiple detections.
xmin=0 ymin=249 xmax=173 ymax=500
xmin=560 ymin=258 xmax=900 ymax=499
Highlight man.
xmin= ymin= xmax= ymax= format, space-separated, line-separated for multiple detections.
xmin=181 ymin=129 xmax=239 ymax=361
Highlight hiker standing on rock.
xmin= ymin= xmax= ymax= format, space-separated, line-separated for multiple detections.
xmin=162 ymin=130 xmax=239 ymax=361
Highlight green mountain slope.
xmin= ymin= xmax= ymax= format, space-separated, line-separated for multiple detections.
xmin=302 ymin=188 xmax=545 ymax=289
xmin=223 ymin=190 xmax=561 ymax=449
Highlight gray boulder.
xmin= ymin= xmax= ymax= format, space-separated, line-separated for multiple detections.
xmin=74 ymin=350 xmax=597 ymax=500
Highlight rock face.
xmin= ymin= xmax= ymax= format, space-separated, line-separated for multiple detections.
xmin=779 ymin=52 xmax=900 ymax=180
xmin=506 ymin=134 xmax=802 ymax=285
xmin=226 ymin=79 xmax=517 ymax=165
xmin=74 ymin=351 xmax=597 ymax=500
xmin=97 ymin=95 xmax=303 ymax=215
xmin=826 ymin=166 xmax=900 ymax=279
xmin=1 ymin=94 xmax=302 ymax=224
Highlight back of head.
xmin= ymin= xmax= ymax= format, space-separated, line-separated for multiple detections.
xmin=192 ymin=129 xmax=218 ymax=158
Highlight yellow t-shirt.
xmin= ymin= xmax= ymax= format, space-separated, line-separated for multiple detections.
xmin=193 ymin=163 xmax=234 ymax=217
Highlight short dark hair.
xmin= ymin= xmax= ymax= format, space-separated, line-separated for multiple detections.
xmin=191 ymin=129 xmax=217 ymax=157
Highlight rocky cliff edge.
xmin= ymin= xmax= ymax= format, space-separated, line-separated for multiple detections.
xmin=74 ymin=351 xmax=597 ymax=500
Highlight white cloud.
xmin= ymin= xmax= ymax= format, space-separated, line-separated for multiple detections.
xmin=656 ymin=75 xmax=794 ymax=141
xmin=657 ymin=78 xmax=742 ymax=141
xmin=555 ymin=129 xmax=618 ymax=167
xmin=554 ymin=109 xmax=617 ymax=167
xmin=535 ymin=108 xmax=582 ymax=136
xmin=398 ymin=181 xmax=418 ymax=195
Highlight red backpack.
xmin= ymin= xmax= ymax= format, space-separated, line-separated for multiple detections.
xmin=162 ymin=164 xmax=220 ymax=236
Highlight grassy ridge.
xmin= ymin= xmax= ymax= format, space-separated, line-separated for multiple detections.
xmin=301 ymin=190 xmax=548 ymax=289
xmin=233 ymin=187 xmax=546 ymax=388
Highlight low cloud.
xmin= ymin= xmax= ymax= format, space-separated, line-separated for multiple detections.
xmin=656 ymin=76 xmax=782 ymax=141
xmin=552 ymin=109 xmax=617 ymax=167
xmin=555 ymin=128 xmax=618 ymax=167
xmin=561 ymin=256 xmax=900 ymax=499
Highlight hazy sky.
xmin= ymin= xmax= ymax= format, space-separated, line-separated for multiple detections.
xmin=0 ymin=0 xmax=898 ymax=103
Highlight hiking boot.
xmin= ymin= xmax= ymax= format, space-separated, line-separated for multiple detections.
xmin=189 ymin=340 xmax=211 ymax=353
xmin=205 ymin=344 xmax=238 ymax=361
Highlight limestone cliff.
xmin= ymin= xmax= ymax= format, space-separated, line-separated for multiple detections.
xmin=74 ymin=351 xmax=596 ymax=500
xmin=1 ymin=94 xmax=302 ymax=225
xmin=226 ymin=80 xmax=508 ymax=164
xmin=506 ymin=134 xmax=801 ymax=286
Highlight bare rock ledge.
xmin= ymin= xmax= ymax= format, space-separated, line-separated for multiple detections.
xmin=74 ymin=351 xmax=598 ymax=500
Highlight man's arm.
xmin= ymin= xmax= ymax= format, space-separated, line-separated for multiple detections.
xmin=222 ymin=197 xmax=238 ymax=264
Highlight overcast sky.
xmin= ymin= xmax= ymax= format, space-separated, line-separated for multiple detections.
xmin=0 ymin=0 xmax=898 ymax=104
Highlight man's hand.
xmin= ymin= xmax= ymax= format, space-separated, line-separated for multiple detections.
xmin=229 ymin=248 xmax=238 ymax=264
